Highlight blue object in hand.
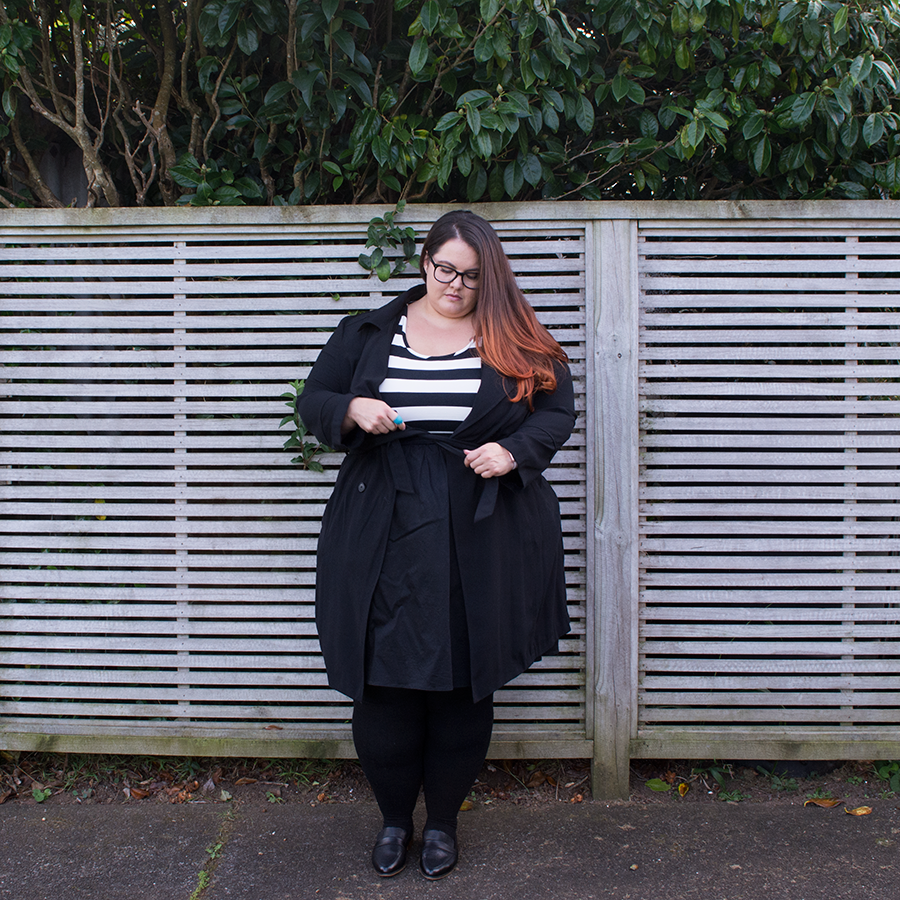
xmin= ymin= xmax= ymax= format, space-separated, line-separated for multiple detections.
xmin=393 ymin=416 xmax=404 ymax=425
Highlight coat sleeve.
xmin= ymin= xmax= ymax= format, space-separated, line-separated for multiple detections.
xmin=296 ymin=316 xmax=368 ymax=452
xmin=496 ymin=362 xmax=576 ymax=489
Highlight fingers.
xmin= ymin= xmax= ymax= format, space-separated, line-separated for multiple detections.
xmin=346 ymin=398 xmax=406 ymax=434
xmin=463 ymin=443 xmax=513 ymax=478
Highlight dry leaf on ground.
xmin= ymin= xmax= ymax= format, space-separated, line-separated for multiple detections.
xmin=844 ymin=806 xmax=872 ymax=816
xmin=804 ymin=798 xmax=842 ymax=808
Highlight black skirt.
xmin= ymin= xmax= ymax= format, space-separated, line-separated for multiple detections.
xmin=364 ymin=442 xmax=471 ymax=691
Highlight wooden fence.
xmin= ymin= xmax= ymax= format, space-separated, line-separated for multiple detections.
xmin=2 ymin=201 xmax=900 ymax=798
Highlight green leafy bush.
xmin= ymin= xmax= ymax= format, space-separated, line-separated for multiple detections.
xmin=1 ymin=1 xmax=899 ymax=207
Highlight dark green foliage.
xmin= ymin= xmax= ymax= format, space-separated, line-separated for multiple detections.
xmin=1 ymin=1 xmax=899 ymax=206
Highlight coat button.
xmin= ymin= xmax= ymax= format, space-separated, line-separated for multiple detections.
xmin=357 ymin=482 xmax=365 ymax=492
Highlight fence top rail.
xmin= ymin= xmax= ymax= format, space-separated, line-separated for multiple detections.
xmin=0 ymin=200 xmax=899 ymax=231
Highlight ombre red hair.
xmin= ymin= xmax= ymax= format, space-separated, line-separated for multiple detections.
xmin=419 ymin=211 xmax=568 ymax=406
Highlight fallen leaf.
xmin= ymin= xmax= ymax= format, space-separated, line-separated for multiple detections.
xmin=317 ymin=792 xmax=326 ymax=802
xmin=804 ymin=798 xmax=841 ymax=808
xmin=630 ymin=864 xmax=639 ymax=871
xmin=129 ymin=788 xmax=151 ymax=800
xmin=235 ymin=777 xmax=258 ymax=786
xmin=664 ymin=771 xmax=677 ymax=785
xmin=678 ymin=783 xmax=690 ymax=797
xmin=526 ymin=771 xmax=547 ymax=788
xmin=219 ymin=790 xmax=233 ymax=802
xmin=264 ymin=725 xmax=283 ymax=731
xmin=459 ymin=799 xmax=474 ymax=811
xmin=845 ymin=806 xmax=872 ymax=816
xmin=646 ymin=778 xmax=671 ymax=792
xmin=0 ymin=789 xmax=14 ymax=805
xmin=570 ymin=793 xmax=583 ymax=803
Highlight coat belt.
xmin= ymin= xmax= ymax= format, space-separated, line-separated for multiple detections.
xmin=360 ymin=430 xmax=500 ymax=523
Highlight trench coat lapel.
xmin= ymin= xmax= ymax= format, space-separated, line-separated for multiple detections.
xmin=453 ymin=364 xmax=517 ymax=442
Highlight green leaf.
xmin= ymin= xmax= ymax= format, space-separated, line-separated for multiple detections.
xmin=292 ymin=68 xmax=320 ymax=110
xmin=627 ymin=81 xmax=645 ymax=105
xmin=671 ymin=4 xmax=689 ymax=35
xmin=474 ymin=32 xmax=494 ymax=64
xmin=237 ymin=20 xmax=259 ymax=55
xmin=219 ymin=0 xmax=243 ymax=35
xmin=545 ymin=19 xmax=570 ymax=66
xmin=849 ymin=54 xmax=873 ymax=85
xmin=682 ymin=118 xmax=706 ymax=149
xmin=480 ymin=0 xmax=500 ymax=21
xmin=409 ymin=35 xmax=429 ymax=75
xmin=611 ymin=74 xmax=629 ymax=103
xmin=2 ymin=88 xmax=15 ymax=120
xmin=521 ymin=153 xmax=542 ymax=187
xmin=474 ymin=130 xmax=494 ymax=158
xmin=752 ymin=135 xmax=772 ymax=173
xmin=575 ymin=94 xmax=594 ymax=133
xmin=264 ymin=81 xmax=293 ymax=105
xmin=781 ymin=142 xmax=807 ymax=171
xmin=435 ymin=111 xmax=462 ymax=132
xmin=503 ymin=161 xmax=524 ymax=197
xmin=332 ymin=28 xmax=355 ymax=59
xmin=420 ymin=0 xmax=440 ymax=35
xmin=325 ymin=88 xmax=347 ymax=121
xmin=322 ymin=0 xmax=340 ymax=23
xmin=863 ymin=114 xmax=884 ymax=147
xmin=646 ymin=779 xmax=671 ymax=792
xmin=372 ymin=135 xmax=390 ymax=166
xmin=466 ymin=103 xmax=482 ymax=134
xmin=675 ymin=40 xmax=691 ymax=70
xmin=341 ymin=71 xmax=372 ymax=105
xmin=68 ymin=1 xmax=83 ymax=24
xmin=772 ymin=19 xmax=793 ymax=45
xmin=234 ymin=176 xmax=264 ymax=198
xmin=742 ymin=112 xmax=765 ymax=141
xmin=833 ymin=5 xmax=849 ymax=34
xmin=639 ymin=109 xmax=658 ymax=139
xmin=251 ymin=0 xmax=279 ymax=33
xmin=790 ymin=93 xmax=816 ymax=127
xmin=467 ymin=165 xmax=488 ymax=201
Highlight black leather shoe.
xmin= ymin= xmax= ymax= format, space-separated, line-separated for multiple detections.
xmin=371 ymin=826 xmax=411 ymax=877
xmin=419 ymin=829 xmax=458 ymax=880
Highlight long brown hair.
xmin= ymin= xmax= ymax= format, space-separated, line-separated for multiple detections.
xmin=419 ymin=210 xmax=568 ymax=405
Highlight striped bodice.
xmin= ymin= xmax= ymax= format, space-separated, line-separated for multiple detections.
xmin=377 ymin=314 xmax=482 ymax=434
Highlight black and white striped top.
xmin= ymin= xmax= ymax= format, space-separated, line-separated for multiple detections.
xmin=378 ymin=314 xmax=482 ymax=434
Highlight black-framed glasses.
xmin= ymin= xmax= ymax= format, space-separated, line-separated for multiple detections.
xmin=429 ymin=259 xmax=480 ymax=290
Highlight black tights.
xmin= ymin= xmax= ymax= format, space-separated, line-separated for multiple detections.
xmin=352 ymin=685 xmax=494 ymax=839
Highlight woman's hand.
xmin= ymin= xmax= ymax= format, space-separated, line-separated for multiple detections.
xmin=342 ymin=397 xmax=406 ymax=436
xmin=464 ymin=442 xmax=516 ymax=478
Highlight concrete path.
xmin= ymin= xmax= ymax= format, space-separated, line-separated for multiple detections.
xmin=2 ymin=799 xmax=898 ymax=899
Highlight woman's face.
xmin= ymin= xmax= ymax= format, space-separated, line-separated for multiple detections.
xmin=423 ymin=237 xmax=480 ymax=321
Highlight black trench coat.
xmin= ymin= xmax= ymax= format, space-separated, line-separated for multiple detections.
xmin=297 ymin=286 xmax=577 ymax=702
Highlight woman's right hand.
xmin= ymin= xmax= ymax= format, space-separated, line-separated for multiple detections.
xmin=342 ymin=397 xmax=406 ymax=436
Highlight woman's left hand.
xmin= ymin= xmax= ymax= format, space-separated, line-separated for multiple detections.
xmin=464 ymin=442 xmax=516 ymax=478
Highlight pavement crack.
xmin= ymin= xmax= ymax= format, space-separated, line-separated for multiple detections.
xmin=189 ymin=802 xmax=239 ymax=900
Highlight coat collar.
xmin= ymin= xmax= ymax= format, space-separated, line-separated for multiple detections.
xmin=357 ymin=284 xmax=427 ymax=330
xmin=356 ymin=285 xmax=518 ymax=433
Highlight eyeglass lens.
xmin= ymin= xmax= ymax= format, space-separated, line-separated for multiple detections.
xmin=432 ymin=262 xmax=479 ymax=289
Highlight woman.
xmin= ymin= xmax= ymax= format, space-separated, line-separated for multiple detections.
xmin=297 ymin=210 xmax=576 ymax=880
